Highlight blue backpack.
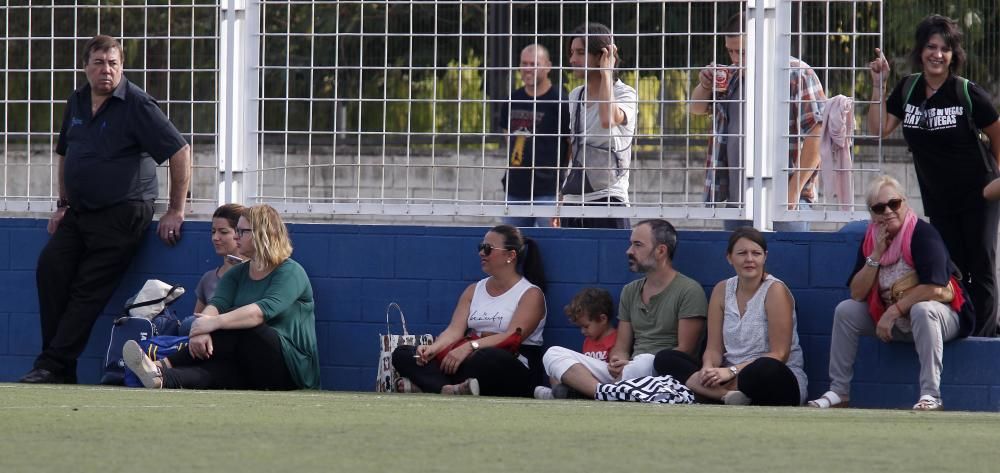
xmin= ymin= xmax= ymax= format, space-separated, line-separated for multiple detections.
xmin=100 ymin=284 xmax=183 ymax=385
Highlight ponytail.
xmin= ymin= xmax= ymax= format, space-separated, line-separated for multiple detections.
xmin=519 ymin=238 xmax=547 ymax=293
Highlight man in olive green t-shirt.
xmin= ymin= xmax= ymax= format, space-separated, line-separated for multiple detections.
xmin=541 ymin=219 xmax=708 ymax=398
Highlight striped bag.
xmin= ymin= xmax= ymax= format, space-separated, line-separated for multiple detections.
xmin=595 ymin=375 xmax=695 ymax=404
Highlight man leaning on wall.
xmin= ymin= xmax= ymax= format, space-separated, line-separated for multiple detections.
xmin=19 ymin=35 xmax=191 ymax=384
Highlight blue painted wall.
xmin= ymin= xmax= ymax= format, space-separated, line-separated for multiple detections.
xmin=0 ymin=218 xmax=996 ymax=410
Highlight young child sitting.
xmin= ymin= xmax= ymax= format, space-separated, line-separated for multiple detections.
xmin=534 ymin=288 xmax=617 ymax=399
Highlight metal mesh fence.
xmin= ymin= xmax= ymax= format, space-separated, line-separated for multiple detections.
xmin=2 ymin=1 xmax=999 ymax=228
xmin=0 ymin=0 xmax=220 ymax=215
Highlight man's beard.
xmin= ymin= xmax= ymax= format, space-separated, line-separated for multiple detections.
xmin=628 ymin=255 xmax=654 ymax=273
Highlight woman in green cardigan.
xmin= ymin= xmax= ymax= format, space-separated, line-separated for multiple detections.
xmin=124 ymin=204 xmax=320 ymax=390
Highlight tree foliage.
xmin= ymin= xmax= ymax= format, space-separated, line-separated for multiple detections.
xmin=2 ymin=1 xmax=998 ymax=146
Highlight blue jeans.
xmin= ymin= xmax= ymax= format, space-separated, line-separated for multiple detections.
xmin=723 ymin=200 xmax=811 ymax=232
xmin=502 ymin=195 xmax=557 ymax=228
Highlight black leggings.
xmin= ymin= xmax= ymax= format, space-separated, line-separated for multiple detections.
xmin=930 ymin=205 xmax=999 ymax=337
xmin=162 ymin=325 xmax=297 ymax=390
xmin=392 ymin=345 xmax=542 ymax=397
xmin=654 ymin=349 xmax=801 ymax=406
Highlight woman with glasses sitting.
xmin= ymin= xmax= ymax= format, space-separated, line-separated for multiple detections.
xmin=392 ymin=224 xmax=547 ymax=396
xmin=866 ymin=14 xmax=1000 ymax=337
xmin=123 ymin=204 xmax=320 ymax=390
xmin=809 ymin=176 xmax=974 ymax=411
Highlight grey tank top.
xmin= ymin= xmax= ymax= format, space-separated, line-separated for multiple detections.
xmin=722 ymin=274 xmax=808 ymax=403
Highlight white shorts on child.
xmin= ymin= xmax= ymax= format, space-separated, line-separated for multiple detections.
xmin=542 ymin=346 xmax=655 ymax=383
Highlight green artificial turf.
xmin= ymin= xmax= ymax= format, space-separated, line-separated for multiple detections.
xmin=1 ymin=384 xmax=997 ymax=473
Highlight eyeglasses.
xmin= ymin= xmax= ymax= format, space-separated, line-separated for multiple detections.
xmin=870 ymin=198 xmax=904 ymax=214
xmin=477 ymin=243 xmax=510 ymax=256
xmin=236 ymin=228 xmax=253 ymax=238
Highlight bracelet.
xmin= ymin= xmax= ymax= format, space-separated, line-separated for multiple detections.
xmin=865 ymin=256 xmax=880 ymax=268
xmin=729 ymin=365 xmax=739 ymax=379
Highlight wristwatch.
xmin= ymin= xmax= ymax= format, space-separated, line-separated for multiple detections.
xmin=865 ymin=256 xmax=880 ymax=268
xmin=729 ymin=366 xmax=739 ymax=379
xmin=470 ymin=341 xmax=480 ymax=351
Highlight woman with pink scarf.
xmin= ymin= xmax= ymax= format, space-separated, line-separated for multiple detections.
xmin=809 ymin=176 xmax=974 ymax=411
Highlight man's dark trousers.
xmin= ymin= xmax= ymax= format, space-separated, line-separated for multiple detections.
xmin=33 ymin=201 xmax=153 ymax=376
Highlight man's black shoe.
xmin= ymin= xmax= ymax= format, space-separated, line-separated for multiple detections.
xmin=18 ymin=368 xmax=75 ymax=384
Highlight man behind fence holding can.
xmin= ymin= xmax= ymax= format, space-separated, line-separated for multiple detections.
xmin=690 ymin=12 xmax=826 ymax=231
xmin=19 ymin=35 xmax=191 ymax=384
xmin=500 ymin=44 xmax=571 ymax=228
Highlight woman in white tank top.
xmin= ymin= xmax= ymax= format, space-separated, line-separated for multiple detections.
xmin=654 ymin=227 xmax=807 ymax=405
xmin=392 ymin=224 xmax=548 ymax=397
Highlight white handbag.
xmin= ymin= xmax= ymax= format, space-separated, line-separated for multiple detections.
xmin=375 ymin=303 xmax=434 ymax=393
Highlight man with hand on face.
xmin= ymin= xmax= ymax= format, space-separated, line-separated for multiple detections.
xmin=500 ymin=44 xmax=571 ymax=227
xmin=558 ymin=23 xmax=638 ymax=229
xmin=19 ymin=35 xmax=191 ymax=384
xmin=541 ymin=219 xmax=707 ymax=399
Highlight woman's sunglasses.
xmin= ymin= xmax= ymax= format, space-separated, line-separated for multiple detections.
xmin=870 ymin=198 xmax=904 ymax=214
xmin=477 ymin=243 xmax=510 ymax=256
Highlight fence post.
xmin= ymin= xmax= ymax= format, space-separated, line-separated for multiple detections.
xmin=220 ymin=0 xmax=255 ymax=206
xmin=746 ymin=0 xmax=780 ymax=230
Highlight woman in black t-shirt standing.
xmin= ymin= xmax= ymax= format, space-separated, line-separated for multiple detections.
xmin=866 ymin=15 xmax=1000 ymax=337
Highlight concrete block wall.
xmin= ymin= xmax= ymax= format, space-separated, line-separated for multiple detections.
xmin=5 ymin=144 xmax=925 ymax=230
xmin=1 ymin=217 xmax=997 ymax=411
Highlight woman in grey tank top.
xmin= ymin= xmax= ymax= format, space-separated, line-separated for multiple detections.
xmin=654 ymin=227 xmax=807 ymax=405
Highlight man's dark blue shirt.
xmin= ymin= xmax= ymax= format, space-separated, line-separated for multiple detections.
xmin=56 ymin=76 xmax=187 ymax=211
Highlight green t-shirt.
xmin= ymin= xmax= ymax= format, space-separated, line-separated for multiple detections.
xmin=618 ymin=272 xmax=708 ymax=356
xmin=209 ymin=258 xmax=320 ymax=389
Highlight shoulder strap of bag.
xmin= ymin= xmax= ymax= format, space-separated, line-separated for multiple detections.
xmin=572 ymin=87 xmax=584 ymax=149
xmin=956 ymin=75 xmax=980 ymax=136
xmin=123 ymin=285 xmax=183 ymax=312
xmin=385 ymin=302 xmax=409 ymax=336
xmin=902 ymin=73 xmax=922 ymax=106
xmin=955 ymin=75 xmax=998 ymax=175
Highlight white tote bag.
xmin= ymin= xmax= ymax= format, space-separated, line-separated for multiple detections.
xmin=375 ymin=303 xmax=434 ymax=393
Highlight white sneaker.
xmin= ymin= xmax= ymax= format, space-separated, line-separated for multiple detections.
xmin=122 ymin=340 xmax=162 ymax=389
xmin=443 ymin=378 xmax=479 ymax=396
xmin=457 ymin=378 xmax=480 ymax=396
xmin=533 ymin=386 xmax=554 ymax=400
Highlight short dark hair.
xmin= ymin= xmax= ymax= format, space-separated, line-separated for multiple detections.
xmin=82 ymin=35 xmax=123 ymax=66
xmin=635 ymin=219 xmax=678 ymax=260
xmin=564 ymin=287 xmax=614 ymax=323
xmin=212 ymin=203 xmax=245 ymax=230
xmin=910 ymin=14 xmax=965 ymax=74
xmin=570 ymin=22 xmax=620 ymax=82
xmin=725 ymin=12 xmax=744 ymax=36
xmin=726 ymin=226 xmax=768 ymax=255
